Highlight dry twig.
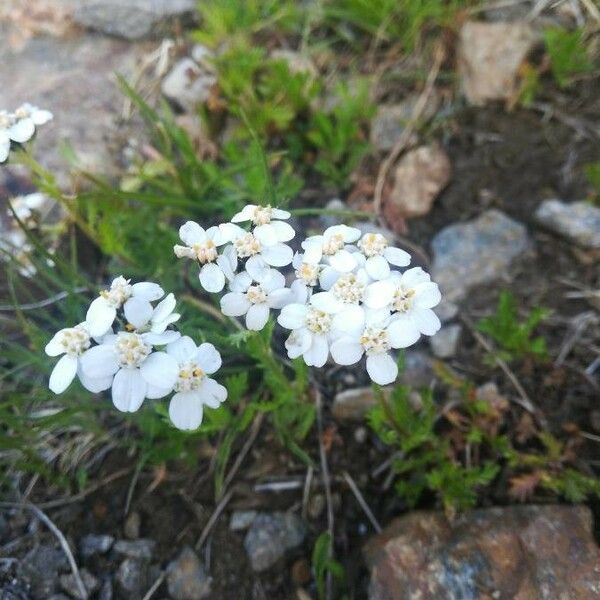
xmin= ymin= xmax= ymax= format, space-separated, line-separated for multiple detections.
xmin=342 ymin=471 xmax=382 ymax=533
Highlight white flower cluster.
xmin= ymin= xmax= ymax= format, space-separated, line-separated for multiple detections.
xmin=174 ymin=205 xmax=442 ymax=386
xmin=1 ymin=104 xmax=53 ymax=163
xmin=45 ymin=277 xmax=227 ymax=431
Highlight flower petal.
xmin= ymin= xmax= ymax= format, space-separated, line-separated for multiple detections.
xmin=49 ymin=354 xmax=78 ymax=394
xmin=304 ymin=334 xmax=329 ymax=367
xmin=270 ymin=220 xmax=295 ymax=242
xmin=366 ymin=353 xmax=398 ymax=385
xmin=45 ymin=331 xmax=66 ymax=357
xmin=410 ymin=308 xmax=441 ymax=336
xmin=310 ymin=291 xmax=342 ymax=314
xmin=246 ymin=303 xmax=270 ymax=331
xmin=80 ymin=344 xmax=119 ymax=379
xmin=267 ymin=288 xmax=292 ymax=309
xmin=363 ymin=279 xmax=395 ymax=310
xmin=179 ymin=221 xmax=206 ymax=245
xmin=112 ymin=368 xmax=146 ymax=412
xmin=195 ymin=343 xmax=222 ymax=374
xmin=85 ymin=297 xmax=117 ymax=337
xmin=285 ymin=327 xmax=312 ymax=359
xmin=261 ymin=243 xmax=293 ymax=267
xmin=31 ymin=109 xmax=53 ymax=125
xmin=329 ymin=249 xmax=357 ymax=273
xmin=261 ymin=269 xmax=286 ymax=292
xmin=200 ymin=377 xmax=228 ymax=407
xmin=278 ymin=303 xmax=308 ymax=330
xmin=199 ymin=262 xmax=226 ymax=293
xmin=229 ymin=272 xmax=252 ymax=293
xmin=8 ymin=118 xmax=35 ymax=143
xmin=221 ymin=292 xmax=251 ymax=317
xmin=231 ymin=204 xmax=256 ymax=223
xmin=332 ymin=305 xmax=366 ymax=336
xmin=140 ymin=352 xmax=178 ymax=390
xmin=78 ymin=369 xmax=113 ymax=393
xmin=272 ymin=208 xmax=291 ymax=220
xmin=145 ymin=384 xmax=172 ymax=399
xmin=253 ymin=223 xmax=278 ymax=247
xmin=387 ymin=317 xmax=421 ymax=348
xmin=131 ymin=281 xmax=164 ymax=301
xmin=413 ymin=282 xmax=441 ymax=309
xmin=365 ymin=255 xmax=391 ymax=280
xmin=167 ymin=335 xmax=197 ymax=363
xmin=142 ymin=330 xmax=180 ymax=345
xmin=123 ymin=296 xmax=153 ymax=330
xmin=0 ymin=131 xmax=10 ymax=162
xmin=330 ymin=338 xmax=363 ymax=365
xmin=301 ymin=238 xmax=323 ymax=264
xmin=383 ymin=246 xmax=411 ymax=267
xmin=169 ymin=392 xmax=203 ymax=430
xmin=401 ymin=267 xmax=430 ymax=287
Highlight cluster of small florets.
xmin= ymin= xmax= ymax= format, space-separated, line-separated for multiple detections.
xmin=174 ymin=204 xmax=442 ymax=386
xmin=45 ymin=277 xmax=227 ymax=430
xmin=1 ymin=104 xmax=53 ymax=163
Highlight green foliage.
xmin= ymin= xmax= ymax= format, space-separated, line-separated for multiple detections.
xmin=477 ymin=290 xmax=549 ymax=363
xmin=544 ymin=28 xmax=592 ymax=88
xmin=312 ymin=532 xmax=347 ymax=600
xmin=584 ymin=162 xmax=600 ymax=201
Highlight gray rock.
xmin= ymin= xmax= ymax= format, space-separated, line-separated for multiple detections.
xmin=79 ymin=534 xmax=114 ymax=558
xmin=332 ymin=387 xmax=379 ymax=422
xmin=433 ymin=300 xmax=459 ymax=324
xmin=1 ymin=584 xmax=31 ymax=600
xmin=431 ymin=210 xmax=531 ymax=302
xmin=17 ymin=545 xmax=68 ymax=599
xmin=161 ymin=57 xmax=217 ymax=113
xmin=115 ymin=558 xmax=149 ymax=600
xmin=166 ymin=547 xmax=211 ymax=600
xmin=230 ymin=510 xmax=258 ymax=532
xmin=113 ymin=539 xmax=156 ymax=560
xmin=458 ymin=21 xmax=539 ymax=105
xmin=430 ymin=324 xmax=462 ymax=359
xmin=535 ymin=199 xmax=600 ymax=249
xmin=244 ymin=512 xmax=307 ymax=572
xmin=73 ymin=0 xmax=195 ymax=40
xmin=47 ymin=595 xmax=70 ymax=600
xmin=370 ymin=92 xmax=439 ymax=152
xmin=59 ymin=569 xmax=99 ymax=599
xmin=124 ymin=511 xmax=141 ymax=540
xmin=401 ymin=351 xmax=434 ymax=388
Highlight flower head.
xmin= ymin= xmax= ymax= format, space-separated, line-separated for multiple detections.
xmin=231 ymin=204 xmax=295 ymax=246
xmin=0 ymin=103 xmax=53 ymax=163
xmin=301 ymin=224 xmax=361 ymax=273
xmin=355 ymin=232 xmax=411 ymax=280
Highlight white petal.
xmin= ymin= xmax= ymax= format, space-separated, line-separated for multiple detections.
xmin=401 ymin=267 xmax=431 ymax=287
xmin=151 ymin=293 xmax=176 ymax=324
xmin=0 ymin=131 xmax=10 ymax=162
xmin=270 ymin=220 xmax=295 ymax=242
xmin=221 ymin=292 xmax=251 ymax=317
xmin=199 ymin=263 xmax=226 ymax=293
xmin=413 ymin=282 xmax=441 ymax=309
xmin=289 ymin=279 xmax=309 ymax=304
xmin=261 ymin=243 xmax=293 ymax=267
xmin=45 ymin=332 xmax=66 ymax=357
xmin=363 ymin=279 xmax=395 ymax=310
xmin=229 ymin=272 xmax=252 ymax=293
xmin=85 ymin=297 xmax=117 ymax=337
xmin=304 ymin=334 xmax=329 ymax=367
xmin=285 ymin=328 xmax=312 ymax=359
xmin=384 ymin=246 xmax=411 ymax=267
xmin=365 ymin=255 xmax=391 ymax=280
xmin=200 ymin=377 xmax=228 ymax=406
xmin=253 ymin=223 xmax=278 ymax=247
xmin=206 ymin=226 xmax=225 ymax=246
xmin=31 ymin=109 xmax=53 ymax=125
xmin=169 ymin=392 xmax=203 ymax=430
xmin=329 ymin=249 xmax=357 ymax=273
xmin=179 ymin=221 xmax=206 ymax=245
xmin=330 ymin=339 xmax=363 ymax=365
xmin=340 ymin=225 xmax=361 ymax=243
xmin=366 ymin=353 xmax=398 ymax=385
xmin=301 ymin=238 xmax=323 ymax=264
xmin=8 ymin=118 xmax=35 ymax=143
xmin=217 ymin=246 xmax=237 ymax=280
xmin=78 ymin=369 xmax=113 ymax=393
xmin=112 ymin=368 xmax=146 ymax=412
xmin=410 ymin=308 xmax=441 ymax=336
xmin=131 ymin=281 xmax=164 ymax=301
xmin=332 ymin=305 xmax=366 ymax=336
xmin=140 ymin=352 xmax=178 ymax=390
xmin=267 ymin=288 xmax=292 ymax=309
xmin=49 ymin=355 xmax=78 ymax=394
xmin=310 ymin=292 xmax=342 ymax=314
xmin=142 ymin=330 xmax=180 ymax=345
xmin=80 ymin=344 xmax=119 ymax=379
xmin=167 ymin=335 xmax=197 ymax=363
xmin=195 ymin=343 xmax=222 ymax=374
xmin=219 ymin=222 xmax=245 ymax=243
xmin=387 ymin=317 xmax=421 ymax=348
xmin=231 ymin=205 xmax=256 ymax=223
xmin=145 ymin=384 xmax=173 ymax=399
xmin=272 ymin=208 xmax=291 ymax=220
xmin=245 ymin=255 xmax=270 ymax=281
xmin=278 ymin=304 xmax=308 ymax=330
xmin=261 ymin=269 xmax=286 ymax=292
xmin=123 ymin=296 xmax=153 ymax=329
xmin=319 ymin=266 xmax=340 ymax=291
xmin=246 ymin=303 xmax=270 ymax=330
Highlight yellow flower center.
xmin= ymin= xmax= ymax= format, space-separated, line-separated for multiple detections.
xmin=322 ymin=233 xmax=345 ymax=256
xmin=358 ymin=233 xmax=388 ymax=257
xmin=306 ymin=308 xmax=332 ymax=334
xmin=360 ymin=326 xmax=390 ymax=355
xmin=246 ymin=285 xmax=267 ymax=304
xmin=393 ymin=286 xmax=415 ymax=313
xmin=296 ymin=262 xmax=320 ymax=286
xmin=175 ymin=361 xmax=206 ymax=392
xmin=234 ymin=233 xmax=261 ymax=258
xmin=115 ymin=333 xmax=151 ymax=368
xmin=60 ymin=326 xmax=91 ymax=356
xmin=252 ymin=205 xmax=273 ymax=225
xmin=332 ymin=273 xmax=364 ymax=304
xmin=100 ymin=276 xmax=132 ymax=308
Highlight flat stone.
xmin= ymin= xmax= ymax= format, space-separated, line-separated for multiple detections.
xmin=72 ymin=0 xmax=195 ymax=40
xmin=370 ymin=92 xmax=439 ymax=152
xmin=79 ymin=534 xmax=114 ymax=558
xmin=364 ymin=505 xmax=600 ymax=600
xmin=332 ymin=387 xmax=379 ymax=422
xmin=17 ymin=545 xmax=68 ymax=599
xmin=113 ymin=539 xmax=156 ymax=560
xmin=535 ymin=199 xmax=600 ymax=249
xmin=385 ymin=143 xmax=451 ymax=225
xmin=429 ymin=324 xmax=462 ymax=358
xmin=59 ymin=569 xmax=99 ymax=599
xmin=458 ymin=21 xmax=538 ymax=105
xmin=166 ymin=547 xmax=211 ymax=600
xmin=431 ymin=210 xmax=531 ymax=303
xmin=230 ymin=510 xmax=258 ymax=532
xmin=161 ymin=57 xmax=217 ymax=113
xmin=244 ymin=512 xmax=307 ymax=572
xmin=115 ymin=558 xmax=149 ymax=600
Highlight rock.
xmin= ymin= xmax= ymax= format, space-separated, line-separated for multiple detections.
xmin=535 ymin=199 xmax=600 ymax=249
xmin=113 ymin=539 xmax=156 ymax=560
xmin=161 ymin=57 xmax=217 ymax=113
xmin=429 ymin=324 xmax=462 ymax=359
xmin=79 ymin=534 xmax=114 ymax=558
xmin=166 ymin=547 xmax=211 ymax=600
xmin=72 ymin=0 xmax=195 ymax=40
xmin=364 ymin=505 xmax=600 ymax=600
xmin=384 ymin=144 xmax=451 ymax=224
xmin=332 ymin=387 xmax=379 ymax=422
xmin=401 ymin=351 xmax=434 ymax=388
xmin=433 ymin=300 xmax=459 ymax=324
xmin=230 ymin=510 xmax=258 ymax=532
xmin=458 ymin=21 xmax=538 ymax=105
xmin=59 ymin=569 xmax=99 ymax=599
xmin=0 ymin=34 xmax=155 ymax=188
xmin=98 ymin=579 xmax=113 ymax=600
xmin=370 ymin=93 xmax=439 ymax=152
xmin=115 ymin=558 xmax=149 ymax=600
xmin=270 ymin=50 xmax=317 ymax=77
xmin=431 ymin=210 xmax=531 ymax=303
xmin=124 ymin=511 xmax=141 ymax=539
xmin=244 ymin=512 xmax=307 ymax=572
xmin=17 ymin=545 xmax=68 ymax=599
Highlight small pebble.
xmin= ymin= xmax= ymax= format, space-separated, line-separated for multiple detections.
xmin=113 ymin=539 xmax=156 ymax=561
xmin=124 ymin=511 xmax=141 ymax=539
xmin=79 ymin=534 xmax=114 ymax=558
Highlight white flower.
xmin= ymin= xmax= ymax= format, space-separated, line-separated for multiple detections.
xmin=80 ymin=331 xmax=179 ymax=413
xmin=9 ymin=192 xmax=49 ymax=224
xmin=330 ymin=312 xmax=421 ymax=385
xmin=174 ymin=221 xmax=235 ymax=293
xmin=231 ymin=204 xmax=295 ymax=246
xmin=0 ymin=104 xmax=53 ymax=162
xmin=363 ymin=267 xmax=442 ymax=338
xmin=165 ymin=336 xmax=227 ymax=430
xmin=14 ymin=103 xmax=53 ymax=129
xmin=126 ymin=292 xmax=181 ymax=344
xmin=219 ymin=223 xmax=293 ymax=280
xmin=301 ymin=224 xmax=361 ymax=273
xmin=278 ymin=295 xmax=364 ymax=367
xmin=309 ymin=270 xmax=370 ymax=314
xmin=220 ymin=269 xmax=290 ymax=331
xmin=85 ymin=276 xmax=164 ymax=337
xmin=355 ymin=232 xmax=411 ymax=280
